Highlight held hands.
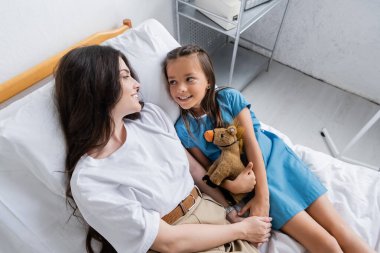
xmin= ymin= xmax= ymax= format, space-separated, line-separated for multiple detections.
xmin=227 ymin=205 xmax=272 ymax=243
xmin=222 ymin=162 xmax=256 ymax=194
xmin=240 ymin=216 xmax=272 ymax=244
xmin=227 ymin=199 xmax=272 ymax=246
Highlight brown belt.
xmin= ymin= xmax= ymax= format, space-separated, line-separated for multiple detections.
xmin=162 ymin=187 xmax=199 ymax=225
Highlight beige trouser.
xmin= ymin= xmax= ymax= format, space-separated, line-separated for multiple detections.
xmin=149 ymin=192 xmax=258 ymax=253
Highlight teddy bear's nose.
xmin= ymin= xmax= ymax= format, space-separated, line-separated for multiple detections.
xmin=221 ymin=134 xmax=224 ymax=138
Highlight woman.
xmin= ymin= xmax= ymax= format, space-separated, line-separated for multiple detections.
xmin=54 ymin=45 xmax=271 ymax=253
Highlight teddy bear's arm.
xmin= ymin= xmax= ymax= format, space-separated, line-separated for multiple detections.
xmin=207 ymin=161 xmax=218 ymax=176
xmin=210 ymin=162 xmax=231 ymax=186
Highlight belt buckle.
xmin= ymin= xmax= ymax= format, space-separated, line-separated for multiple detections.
xmin=179 ymin=193 xmax=197 ymax=215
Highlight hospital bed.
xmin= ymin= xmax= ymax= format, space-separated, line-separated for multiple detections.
xmin=0 ymin=18 xmax=379 ymax=253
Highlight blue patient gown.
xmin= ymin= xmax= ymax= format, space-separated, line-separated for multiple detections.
xmin=175 ymin=88 xmax=327 ymax=229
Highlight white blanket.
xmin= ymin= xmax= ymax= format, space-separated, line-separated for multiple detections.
xmin=1 ymin=126 xmax=378 ymax=252
xmin=259 ymin=144 xmax=380 ymax=253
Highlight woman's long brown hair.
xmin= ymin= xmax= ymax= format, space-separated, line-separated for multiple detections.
xmin=54 ymin=45 xmax=141 ymax=253
xmin=163 ymin=45 xmax=226 ymax=135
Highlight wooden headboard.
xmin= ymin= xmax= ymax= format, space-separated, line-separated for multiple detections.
xmin=0 ymin=19 xmax=132 ymax=104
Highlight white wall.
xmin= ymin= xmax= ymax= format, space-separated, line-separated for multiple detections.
xmin=0 ymin=0 xmax=175 ymax=83
xmin=242 ymin=0 xmax=380 ymax=104
xmin=3 ymin=0 xmax=379 ymax=104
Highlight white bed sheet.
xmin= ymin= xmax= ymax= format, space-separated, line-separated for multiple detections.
xmin=261 ymin=144 xmax=380 ymax=252
xmin=259 ymin=124 xmax=380 ymax=253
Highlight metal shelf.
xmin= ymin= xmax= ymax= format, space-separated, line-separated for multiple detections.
xmin=175 ymin=0 xmax=289 ymax=90
xmin=211 ymin=42 xmax=268 ymax=91
xmin=178 ymin=0 xmax=282 ymax=38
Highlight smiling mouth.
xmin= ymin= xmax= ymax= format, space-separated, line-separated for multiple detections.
xmin=178 ymin=95 xmax=192 ymax=101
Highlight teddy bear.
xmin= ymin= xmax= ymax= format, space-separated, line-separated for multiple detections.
xmin=202 ymin=125 xmax=249 ymax=204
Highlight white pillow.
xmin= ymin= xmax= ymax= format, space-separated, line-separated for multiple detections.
xmin=0 ymin=19 xmax=180 ymax=197
xmin=103 ymin=19 xmax=180 ymax=122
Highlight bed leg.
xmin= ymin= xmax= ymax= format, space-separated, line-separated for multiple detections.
xmin=321 ymin=109 xmax=380 ymax=172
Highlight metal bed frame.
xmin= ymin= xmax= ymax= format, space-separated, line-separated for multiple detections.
xmin=321 ymin=109 xmax=380 ymax=171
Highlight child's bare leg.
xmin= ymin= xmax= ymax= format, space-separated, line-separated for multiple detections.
xmin=281 ymin=210 xmax=342 ymax=253
xmin=306 ymin=195 xmax=375 ymax=253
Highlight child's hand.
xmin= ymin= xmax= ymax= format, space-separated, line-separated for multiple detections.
xmin=222 ymin=162 xmax=256 ymax=194
xmin=239 ymin=195 xmax=270 ymax=217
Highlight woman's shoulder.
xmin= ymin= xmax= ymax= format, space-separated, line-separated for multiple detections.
xmin=140 ymin=102 xmax=176 ymax=134
xmin=70 ymin=156 xmax=100 ymax=195
xmin=142 ymin=102 xmax=160 ymax=112
xmin=141 ymin=103 xmax=169 ymax=120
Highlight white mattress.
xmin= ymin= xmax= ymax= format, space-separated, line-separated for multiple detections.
xmin=258 ymin=144 xmax=380 ymax=252
xmin=258 ymin=124 xmax=380 ymax=252
xmin=0 ymin=125 xmax=378 ymax=252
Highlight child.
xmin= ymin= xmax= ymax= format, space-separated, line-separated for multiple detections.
xmin=163 ymin=44 xmax=375 ymax=253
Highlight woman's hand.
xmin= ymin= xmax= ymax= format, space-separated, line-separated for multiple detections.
xmin=240 ymin=216 xmax=272 ymax=244
xmin=239 ymin=195 xmax=270 ymax=217
xmin=222 ymin=162 xmax=256 ymax=194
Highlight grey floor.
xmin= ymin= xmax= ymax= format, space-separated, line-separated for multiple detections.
xmin=241 ymin=61 xmax=380 ymax=169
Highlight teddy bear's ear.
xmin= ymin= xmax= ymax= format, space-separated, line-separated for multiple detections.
xmin=227 ymin=126 xmax=236 ymax=135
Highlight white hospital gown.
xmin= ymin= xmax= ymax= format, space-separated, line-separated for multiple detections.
xmin=71 ymin=103 xmax=194 ymax=253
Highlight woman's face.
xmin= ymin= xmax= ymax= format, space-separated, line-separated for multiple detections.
xmin=112 ymin=57 xmax=141 ymax=119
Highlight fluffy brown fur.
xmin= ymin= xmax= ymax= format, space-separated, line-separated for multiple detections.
xmin=203 ymin=125 xmax=246 ymax=203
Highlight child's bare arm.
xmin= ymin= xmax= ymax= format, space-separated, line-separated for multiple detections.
xmin=221 ymin=162 xmax=256 ymax=194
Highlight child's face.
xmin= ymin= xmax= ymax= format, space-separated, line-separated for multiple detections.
xmin=166 ymin=54 xmax=209 ymax=115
